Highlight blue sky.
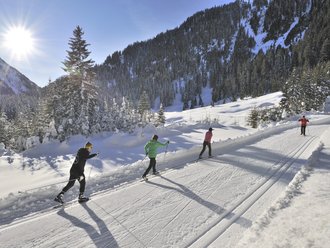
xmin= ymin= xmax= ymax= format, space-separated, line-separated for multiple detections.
xmin=0 ymin=0 xmax=234 ymax=87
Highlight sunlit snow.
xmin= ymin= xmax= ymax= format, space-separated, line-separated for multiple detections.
xmin=0 ymin=92 xmax=329 ymax=247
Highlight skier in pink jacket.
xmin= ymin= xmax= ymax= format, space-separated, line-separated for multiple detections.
xmin=199 ymin=128 xmax=213 ymax=159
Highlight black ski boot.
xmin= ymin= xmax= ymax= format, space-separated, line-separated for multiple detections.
xmin=142 ymin=175 xmax=148 ymax=181
xmin=54 ymin=193 xmax=64 ymax=204
xmin=78 ymin=193 xmax=89 ymax=203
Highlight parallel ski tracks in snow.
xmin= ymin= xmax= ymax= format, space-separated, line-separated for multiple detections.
xmin=0 ymin=127 xmax=321 ymax=248
xmin=146 ymin=164 xmax=232 ymax=244
xmin=185 ymin=135 xmax=317 ymax=247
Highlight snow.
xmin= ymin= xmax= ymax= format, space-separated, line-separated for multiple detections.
xmin=0 ymin=91 xmax=329 ymax=247
xmin=242 ymin=4 xmax=308 ymax=55
xmin=0 ymin=58 xmax=30 ymax=94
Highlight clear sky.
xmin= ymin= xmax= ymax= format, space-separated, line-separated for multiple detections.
xmin=0 ymin=0 xmax=234 ymax=87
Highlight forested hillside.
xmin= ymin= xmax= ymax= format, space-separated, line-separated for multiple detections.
xmin=94 ymin=0 xmax=329 ymax=108
xmin=0 ymin=0 xmax=329 ymax=151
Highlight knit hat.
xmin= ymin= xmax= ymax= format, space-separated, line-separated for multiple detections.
xmin=152 ymin=135 xmax=158 ymax=140
xmin=85 ymin=142 xmax=93 ymax=149
xmin=209 ymin=127 xmax=213 ymax=131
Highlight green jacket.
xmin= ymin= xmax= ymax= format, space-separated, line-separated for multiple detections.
xmin=144 ymin=140 xmax=168 ymax=158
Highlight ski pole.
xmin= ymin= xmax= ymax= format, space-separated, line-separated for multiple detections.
xmin=163 ymin=142 xmax=168 ymax=163
xmin=88 ymin=151 xmax=100 ymax=179
xmin=88 ymin=167 xmax=93 ymax=180
xmin=141 ymin=155 xmax=147 ymax=165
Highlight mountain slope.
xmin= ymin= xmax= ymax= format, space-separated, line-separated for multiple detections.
xmin=0 ymin=57 xmax=39 ymax=96
xmin=94 ymin=0 xmax=327 ymax=108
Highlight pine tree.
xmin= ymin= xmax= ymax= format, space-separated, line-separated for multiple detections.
xmin=320 ymin=38 xmax=330 ymax=63
xmin=32 ymin=99 xmax=52 ymax=143
xmin=138 ymin=91 xmax=150 ymax=115
xmin=118 ymin=97 xmax=137 ymax=132
xmin=282 ymin=68 xmax=303 ymax=114
xmin=0 ymin=110 xmax=10 ymax=147
xmin=62 ymin=26 xmax=95 ymax=81
xmin=138 ymin=91 xmax=151 ymax=125
xmin=156 ymin=103 xmax=166 ymax=127
xmin=57 ymin=26 xmax=100 ymax=139
xmin=247 ymin=107 xmax=259 ymax=128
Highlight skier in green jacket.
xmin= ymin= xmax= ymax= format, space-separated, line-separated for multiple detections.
xmin=142 ymin=134 xmax=169 ymax=180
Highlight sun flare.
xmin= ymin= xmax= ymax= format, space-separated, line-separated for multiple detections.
xmin=3 ymin=25 xmax=36 ymax=60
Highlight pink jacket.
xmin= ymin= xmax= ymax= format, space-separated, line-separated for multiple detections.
xmin=204 ymin=131 xmax=213 ymax=143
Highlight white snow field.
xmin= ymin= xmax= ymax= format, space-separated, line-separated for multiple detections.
xmin=0 ymin=92 xmax=329 ymax=247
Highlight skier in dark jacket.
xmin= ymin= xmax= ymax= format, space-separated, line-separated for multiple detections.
xmin=298 ymin=115 xmax=309 ymax=136
xmin=55 ymin=142 xmax=98 ymax=203
xmin=142 ymin=135 xmax=169 ymax=180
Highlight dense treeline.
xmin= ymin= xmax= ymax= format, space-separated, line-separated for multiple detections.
xmin=0 ymin=0 xmax=329 ymax=150
xmin=94 ymin=0 xmax=329 ymax=109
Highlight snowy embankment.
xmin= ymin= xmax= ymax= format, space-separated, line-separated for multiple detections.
xmin=0 ymin=92 xmax=329 ymax=247
xmin=237 ymin=127 xmax=330 ymax=248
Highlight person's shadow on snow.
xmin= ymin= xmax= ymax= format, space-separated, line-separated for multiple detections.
xmin=57 ymin=203 xmax=118 ymax=248
xmin=148 ymin=175 xmax=252 ymax=228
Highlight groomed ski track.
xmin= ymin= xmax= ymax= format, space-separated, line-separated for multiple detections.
xmin=1 ymin=118 xmax=329 ymax=248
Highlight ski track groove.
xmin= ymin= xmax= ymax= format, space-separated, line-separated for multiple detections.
xmin=127 ymin=180 xmax=196 ymax=244
xmin=0 ymin=165 xmax=178 ymax=231
xmin=1 ymin=123 xmax=325 ymax=247
xmin=203 ymin=165 xmax=239 ymax=201
xmin=142 ymin=133 xmax=311 ymax=247
xmin=145 ymin=165 xmax=241 ymax=246
xmin=185 ymin=135 xmax=317 ymax=247
xmin=144 ymin=160 xmax=234 ymax=245
xmin=90 ymin=200 xmax=148 ymax=248
xmin=125 ymin=168 xmax=219 ymax=245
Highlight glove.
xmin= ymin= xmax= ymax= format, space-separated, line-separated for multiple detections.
xmin=166 ymin=140 xmax=170 ymax=144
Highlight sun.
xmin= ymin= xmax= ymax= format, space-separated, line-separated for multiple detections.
xmin=3 ymin=25 xmax=36 ymax=60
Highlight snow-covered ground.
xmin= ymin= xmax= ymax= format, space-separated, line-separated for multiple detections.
xmin=0 ymin=92 xmax=329 ymax=247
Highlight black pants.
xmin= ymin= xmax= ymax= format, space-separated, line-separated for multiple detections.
xmin=199 ymin=141 xmax=211 ymax=157
xmin=143 ymin=158 xmax=156 ymax=177
xmin=301 ymin=126 xmax=306 ymax=135
xmin=61 ymin=174 xmax=85 ymax=194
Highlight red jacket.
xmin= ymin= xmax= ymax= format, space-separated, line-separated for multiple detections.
xmin=298 ymin=117 xmax=309 ymax=126
xmin=204 ymin=131 xmax=213 ymax=143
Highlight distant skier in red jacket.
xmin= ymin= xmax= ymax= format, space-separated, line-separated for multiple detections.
xmin=199 ymin=128 xmax=213 ymax=159
xmin=298 ymin=115 xmax=309 ymax=136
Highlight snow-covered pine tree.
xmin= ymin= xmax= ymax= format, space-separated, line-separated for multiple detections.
xmin=282 ymin=68 xmax=303 ymax=114
xmin=118 ymin=97 xmax=138 ymax=132
xmin=32 ymin=98 xmax=52 ymax=143
xmin=99 ymin=98 xmax=113 ymax=131
xmin=110 ymin=98 xmax=121 ymax=132
xmin=156 ymin=103 xmax=166 ymax=127
xmin=138 ymin=91 xmax=151 ymax=126
xmin=0 ymin=110 xmax=10 ymax=147
xmin=247 ymin=107 xmax=259 ymax=128
xmin=311 ymin=62 xmax=330 ymax=109
xmin=11 ymin=110 xmax=32 ymax=151
xmin=60 ymin=25 xmax=100 ymax=138
xmin=62 ymin=26 xmax=95 ymax=81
